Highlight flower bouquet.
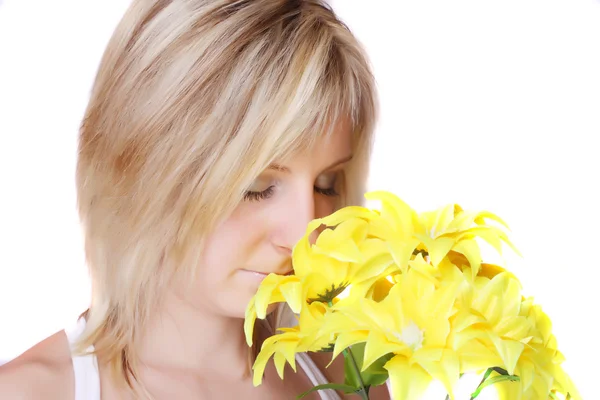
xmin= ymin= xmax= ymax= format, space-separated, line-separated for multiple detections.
xmin=244 ymin=191 xmax=580 ymax=399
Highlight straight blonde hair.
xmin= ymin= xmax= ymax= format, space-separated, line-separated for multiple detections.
xmin=74 ymin=0 xmax=378 ymax=395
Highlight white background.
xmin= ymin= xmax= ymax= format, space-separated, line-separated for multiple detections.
xmin=1 ymin=1 xmax=598 ymax=398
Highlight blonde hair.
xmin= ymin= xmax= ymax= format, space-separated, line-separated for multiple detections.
xmin=75 ymin=0 xmax=377 ymax=395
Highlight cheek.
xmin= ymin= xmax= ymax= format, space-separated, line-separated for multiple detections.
xmin=196 ymin=205 xmax=266 ymax=276
xmin=314 ymin=196 xmax=336 ymax=219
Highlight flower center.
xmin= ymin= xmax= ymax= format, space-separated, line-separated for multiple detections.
xmin=309 ymin=282 xmax=349 ymax=304
xmin=394 ymin=321 xmax=424 ymax=351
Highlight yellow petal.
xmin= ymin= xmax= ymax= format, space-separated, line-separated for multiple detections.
xmin=365 ymin=191 xmax=417 ymax=236
xmin=456 ymin=338 xmax=503 ymax=373
xmin=465 ymin=226 xmax=521 ymax=257
xmin=452 ymin=239 xmax=482 ymax=278
xmin=489 ymin=333 xmax=525 ymax=375
xmin=318 ymin=305 xmax=361 ymax=333
xmin=478 ymin=262 xmax=508 ymax=279
xmin=495 ymin=316 xmax=532 ymax=341
xmin=244 ymin=301 xmax=257 ymax=346
xmin=253 ymin=341 xmax=277 ymax=386
xmin=254 ymin=274 xmax=292 ymax=319
xmin=421 ymin=236 xmax=455 ymax=267
xmin=451 ymin=326 xmax=487 ymax=350
xmin=351 ymin=252 xmax=396 ymax=284
xmin=274 ymin=352 xmax=287 ymax=380
xmin=388 ymin=238 xmax=420 ymax=272
xmin=552 ymin=365 xmax=582 ymax=399
xmin=365 ymin=274 xmax=396 ymax=302
xmin=252 ymin=334 xmax=299 ymax=386
xmin=357 ymin=237 xmax=389 ymax=259
xmin=279 ymin=281 xmax=303 ymax=314
xmin=276 ymin=338 xmax=299 ymax=372
xmin=532 ymin=305 xmax=553 ymax=345
xmin=414 ymin=348 xmax=460 ymax=399
xmin=407 ymin=253 xmax=440 ymax=283
xmin=313 ymin=218 xmax=368 ymax=262
xmin=334 ymin=217 xmax=369 ymax=244
xmin=516 ymin=359 xmax=535 ymax=393
xmin=331 ymin=330 xmax=369 ymax=362
xmin=313 ymin=237 xmax=363 ymax=262
xmin=420 ymin=203 xmax=455 ymax=237
xmin=445 ymin=208 xmax=476 ymax=232
xmin=384 ymin=356 xmax=431 ymax=400
xmin=366 ymin=215 xmax=396 ymax=240
xmin=362 ymin=330 xmax=408 ymax=371
xmin=319 ymin=205 xmax=379 ymax=227
xmin=345 ymin=271 xmax=391 ymax=302
xmin=452 ymin=310 xmax=487 ymax=333
xmin=474 ymin=210 xmax=511 ymax=229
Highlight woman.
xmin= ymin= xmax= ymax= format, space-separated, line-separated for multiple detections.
xmin=0 ymin=0 xmax=388 ymax=398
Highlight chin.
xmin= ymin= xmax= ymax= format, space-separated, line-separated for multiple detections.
xmin=222 ymin=280 xmax=281 ymax=320
xmin=226 ymin=299 xmax=279 ymax=321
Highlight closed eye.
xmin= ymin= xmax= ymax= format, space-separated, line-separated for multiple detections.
xmin=243 ymin=186 xmax=276 ymax=202
xmin=244 ymin=185 xmax=339 ymax=202
xmin=314 ymin=186 xmax=339 ymax=197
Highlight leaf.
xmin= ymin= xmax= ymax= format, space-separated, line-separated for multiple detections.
xmin=344 ymin=343 xmax=365 ymax=389
xmin=361 ymin=352 xmax=394 ymax=387
xmin=470 ymin=373 xmax=520 ymax=399
xmin=343 ymin=342 xmax=393 ymax=388
xmin=296 ymin=383 xmax=359 ymax=399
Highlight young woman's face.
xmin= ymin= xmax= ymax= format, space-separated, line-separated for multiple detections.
xmin=182 ymin=122 xmax=354 ymax=318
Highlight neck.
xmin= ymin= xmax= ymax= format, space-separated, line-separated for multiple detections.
xmin=135 ymin=287 xmax=252 ymax=379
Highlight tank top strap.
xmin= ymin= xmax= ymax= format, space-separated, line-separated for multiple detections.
xmin=65 ymin=318 xmax=101 ymax=400
xmin=296 ymin=352 xmax=342 ymax=400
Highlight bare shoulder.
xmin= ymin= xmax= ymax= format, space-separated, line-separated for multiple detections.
xmin=310 ymin=351 xmax=391 ymax=400
xmin=0 ymin=330 xmax=74 ymax=400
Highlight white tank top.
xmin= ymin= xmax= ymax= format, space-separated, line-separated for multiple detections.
xmin=65 ymin=319 xmax=340 ymax=400
xmin=65 ymin=319 xmax=101 ymax=400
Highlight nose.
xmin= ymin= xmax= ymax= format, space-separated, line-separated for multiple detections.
xmin=272 ymin=190 xmax=317 ymax=255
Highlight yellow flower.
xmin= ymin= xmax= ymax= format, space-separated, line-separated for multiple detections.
xmin=362 ymin=191 xmax=421 ymax=273
xmin=251 ymin=301 xmax=333 ymax=386
xmin=365 ymin=191 xmax=520 ymax=279
xmin=451 ymin=270 xmax=532 ymax=376
xmin=493 ymin=298 xmax=581 ymax=399
xmin=294 ymin=207 xmax=399 ymax=302
xmin=452 ymin=269 xmax=580 ymax=399
xmin=245 ymin=206 xmax=396 ymax=347
xmin=243 ymin=190 xmax=579 ymax=399
xmin=244 ymin=273 xmax=303 ymax=346
xmin=326 ymin=266 xmax=465 ymax=399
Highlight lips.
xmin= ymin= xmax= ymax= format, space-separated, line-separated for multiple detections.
xmin=241 ymin=269 xmax=294 ymax=276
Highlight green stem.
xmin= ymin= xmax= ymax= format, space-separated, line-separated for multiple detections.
xmin=343 ymin=347 xmax=369 ymax=400
xmin=326 ymin=301 xmax=368 ymax=400
xmin=469 ymin=368 xmax=495 ymax=400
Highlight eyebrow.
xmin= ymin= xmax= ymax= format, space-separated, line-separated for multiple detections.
xmin=268 ymin=154 xmax=354 ymax=173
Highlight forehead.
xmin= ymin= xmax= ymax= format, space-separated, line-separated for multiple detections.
xmin=295 ymin=118 xmax=353 ymax=161
xmin=322 ymin=118 xmax=353 ymax=149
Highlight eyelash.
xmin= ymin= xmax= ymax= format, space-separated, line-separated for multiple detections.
xmin=243 ymin=186 xmax=275 ymax=202
xmin=243 ymin=185 xmax=339 ymax=202
xmin=315 ymin=186 xmax=339 ymax=197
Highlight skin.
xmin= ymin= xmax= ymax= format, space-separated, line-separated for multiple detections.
xmin=0 ymin=121 xmax=390 ymax=399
